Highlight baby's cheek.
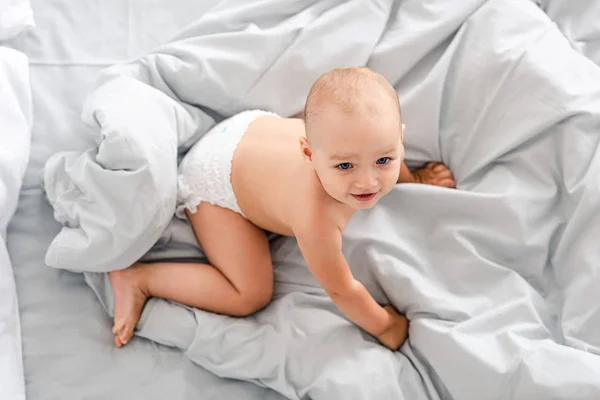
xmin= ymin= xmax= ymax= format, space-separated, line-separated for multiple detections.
xmin=322 ymin=174 xmax=345 ymax=195
xmin=385 ymin=168 xmax=399 ymax=185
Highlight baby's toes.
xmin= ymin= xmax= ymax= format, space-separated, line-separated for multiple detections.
xmin=437 ymin=170 xmax=453 ymax=179
xmin=124 ymin=329 xmax=135 ymax=345
xmin=439 ymin=176 xmax=456 ymax=188
xmin=433 ymin=163 xmax=449 ymax=172
xmin=119 ymin=324 xmax=132 ymax=343
xmin=112 ymin=318 xmax=126 ymax=335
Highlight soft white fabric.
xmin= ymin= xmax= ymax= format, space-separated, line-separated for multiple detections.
xmin=0 ymin=45 xmax=31 ymax=400
xmin=177 ymin=109 xmax=279 ymax=219
xmin=537 ymin=0 xmax=600 ymax=66
xmin=42 ymin=75 xmax=182 ymax=273
xmin=0 ymin=0 xmax=34 ymax=41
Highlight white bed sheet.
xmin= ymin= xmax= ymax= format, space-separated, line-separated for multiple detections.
xmin=0 ymin=45 xmax=31 ymax=400
xmin=539 ymin=0 xmax=600 ymax=65
xmin=0 ymin=0 xmax=34 ymax=41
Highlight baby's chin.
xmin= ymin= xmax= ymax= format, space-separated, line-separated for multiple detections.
xmin=350 ymin=201 xmax=378 ymax=210
xmin=346 ymin=195 xmax=381 ymax=210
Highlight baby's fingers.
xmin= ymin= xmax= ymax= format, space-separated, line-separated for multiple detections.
xmin=438 ymin=178 xmax=456 ymax=188
xmin=433 ymin=163 xmax=450 ymax=172
xmin=437 ymin=170 xmax=453 ymax=179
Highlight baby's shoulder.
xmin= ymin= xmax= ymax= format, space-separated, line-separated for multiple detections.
xmin=289 ymin=188 xmax=344 ymax=234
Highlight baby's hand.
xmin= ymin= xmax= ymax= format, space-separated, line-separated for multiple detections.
xmin=413 ymin=162 xmax=456 ymax=188
xmin=376 ymin=305 xmax=409 ymax=351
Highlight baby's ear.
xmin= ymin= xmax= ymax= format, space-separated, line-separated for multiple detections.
xmin=401 ymin=124 xmax=405 ymax=141
xmin=299 ymin=137 xmax=313 ymax=162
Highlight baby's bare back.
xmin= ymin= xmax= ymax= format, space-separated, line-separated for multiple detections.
xmin=231 ymin=116 xmax=321 ymax=235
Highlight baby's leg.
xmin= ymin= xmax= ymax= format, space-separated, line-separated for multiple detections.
xmin=109 ymin=202 xmax=273 ymax=347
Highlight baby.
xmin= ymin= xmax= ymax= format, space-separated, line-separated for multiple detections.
xmin=109 ymin=67 xmax=455 ymax=350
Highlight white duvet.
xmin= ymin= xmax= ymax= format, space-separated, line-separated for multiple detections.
xmin=0 ymin=45 xmax=32 ymax=400
xmin=43 ymin=0 xmax=600 ymax=399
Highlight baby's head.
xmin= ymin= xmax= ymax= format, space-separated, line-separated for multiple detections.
xmin=300 ymin=67 xmax=405 ymax=210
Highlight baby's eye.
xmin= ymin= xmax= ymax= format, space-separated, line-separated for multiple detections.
xmin=376 ymin=157 xmax=391 ymax=165
xmin=337 ymin=162 xmax=352 ymax=170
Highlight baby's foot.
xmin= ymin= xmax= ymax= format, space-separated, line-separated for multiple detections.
xmin=413 ymin=162 xmax=456 ymax=188
xmin=108 ymin=266 xmax=149 ymax=348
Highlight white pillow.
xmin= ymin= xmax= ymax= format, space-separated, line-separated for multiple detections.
xmin=0 ymin=44 xmax=30 ymax=400
xmin=0 ymin=0 xmax=34 ymax=41
xmin=0 ymin=45 xmax=31 ymax=234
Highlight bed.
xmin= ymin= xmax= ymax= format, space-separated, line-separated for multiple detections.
xmin=4 ymin=0 xmax=600 ymax=399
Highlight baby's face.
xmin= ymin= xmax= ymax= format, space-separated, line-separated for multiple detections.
xmin=308 ymin=110 xmax=404 ymax=210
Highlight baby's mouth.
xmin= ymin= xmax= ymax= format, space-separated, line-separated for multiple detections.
xmin=351 ymin=192 xmax=377 ymax=202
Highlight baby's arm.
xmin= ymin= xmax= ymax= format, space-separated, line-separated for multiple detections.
xmin=294 ymin=221 xmax=407 ymax=349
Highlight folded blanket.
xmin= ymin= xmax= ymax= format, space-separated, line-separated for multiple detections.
xmin=44 ymin=0 xmax=600 ymax=398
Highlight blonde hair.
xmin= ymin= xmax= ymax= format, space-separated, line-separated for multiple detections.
xmin=304 ymin=67 xmax=401 ymax=138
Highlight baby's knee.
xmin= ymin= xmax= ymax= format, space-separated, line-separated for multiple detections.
xmin=234 ymin=286 xmax=273 ymax=316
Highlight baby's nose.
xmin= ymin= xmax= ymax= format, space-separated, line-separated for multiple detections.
xmin=356 ymin=173 xmax=377 ymax=189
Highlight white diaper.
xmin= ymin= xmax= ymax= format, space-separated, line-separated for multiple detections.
xmin=176 ymin=110 xmax=279 ymax=219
